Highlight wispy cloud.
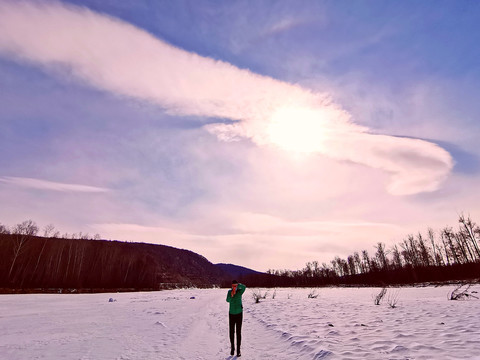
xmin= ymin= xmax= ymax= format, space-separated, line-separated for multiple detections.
xmin=91 ymin=216 xmax=403 ymax=269
xmin=0 ymin=176 xmax=110 ymax=193
xmin=93 ymin=212 xmax=400 ymax=242
xmin=225 ymin=212 xmax=401 ymax=235
xmin=0 ymin=0 xmax=453 ymax=195
xmin=92 ymin=223 xmax=180 ymax=235
xmin=263 ymin=17 xmax=309 ymax=36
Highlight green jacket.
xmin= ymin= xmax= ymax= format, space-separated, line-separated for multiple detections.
xmin=226 ymin=283 xmax=246 ymax=314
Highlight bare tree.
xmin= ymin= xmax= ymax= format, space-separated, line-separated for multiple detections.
xmin=330 ymin=259 xmax=338 ymax=276
xmin=456 ymin=232 xmax=475 ymax=263
xmin=43 ymin=224 xmax=55 ymax=238
xmin=459 ymin=215 xmax=480 ymax=260
xmin=336 ymin=257 xmax=349 ymax=276
xmin=417 ymin=233 xmax=432 ymax=267
xmin=304 ymin=261 xmax=313 ymax=278
xmin=443 ymin=228 xmax=461 ymax=264
xmin=428 ymin=228 xmax=444 ymax=266
xmin=400 ymin=238 xmax=413 ymax=266
xmin=8 ymin=220 xmax=38 ymax=279
xmin=347 ymin=255 xmax=356 ymax=275
xmin=311 ymin=260 xmax=320 ymax=277
xmin=391 ymin=245 xmax=402 ymax=269
xmin=0 ymin=223 xmax=10 ymax=234
xmin=353 ymin=251 xmax=363 ymax=274
xmin=375 ymin=242 xmax=389 ymax=270
xmin=13 ymin=220 xmax=39 ymax=236
xmin=441 ymin=229 xmax=452 ymax=266
xmin=362 ymin=250 xmax=371 ymax=273
xmin=408 ymin=235 xmax=421 ymax=267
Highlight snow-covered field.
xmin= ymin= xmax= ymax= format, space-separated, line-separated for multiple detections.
xmin=1 ymin=285 xmax=479 ymax=359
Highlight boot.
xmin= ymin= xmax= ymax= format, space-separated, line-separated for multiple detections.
xmin=237 ymin=345 xmax=241 ymax=357
xmin=230 ymin=345 xmax=234 ymax=356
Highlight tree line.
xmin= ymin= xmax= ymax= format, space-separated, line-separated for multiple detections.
xmin=262 ymin=214 xmax=480 ymax=287
xmin=2 ymin=215 xmax=479 ymax=291
xmin=0 ymin=220 xmax=225 ymax=292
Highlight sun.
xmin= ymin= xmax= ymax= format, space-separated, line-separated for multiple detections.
xmin=266 ymin=107 xmax=330 ymax=154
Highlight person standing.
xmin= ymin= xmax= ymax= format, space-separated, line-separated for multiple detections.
xmin=226 ymin=280 xmax=246 ymax=357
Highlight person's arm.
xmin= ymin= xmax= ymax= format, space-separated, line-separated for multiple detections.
xmin=226 ymin=290 xmax=232 ymax=302
xmin=237 ymin=283 xmax=246 ymax=296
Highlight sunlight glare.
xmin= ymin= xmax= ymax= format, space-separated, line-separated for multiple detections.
xmin=267 ymin=107 xmax=329 ymax=154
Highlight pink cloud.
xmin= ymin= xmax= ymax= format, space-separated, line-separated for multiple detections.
xmin=0 ymin=1 xmax=454 ymax=196
xmin=0 ymin=176 xmax=110 ymax=193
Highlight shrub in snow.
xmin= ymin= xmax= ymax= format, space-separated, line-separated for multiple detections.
xmin=449 ymin=284 xmax=479 ymax=301
xmin=387 ymin=289 xmax=401 ymax=308
xmin=373 ymin=287 xmax=387 ymax=305
xmin=252 ymin=289 xmax=268 ymax=303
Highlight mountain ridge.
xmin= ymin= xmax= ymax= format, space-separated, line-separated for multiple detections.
xmin=215 ymin=263 xmax=263 ymax=280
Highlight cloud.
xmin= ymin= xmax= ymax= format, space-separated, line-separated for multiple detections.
xmin=90 ymin=215 xmax=403 ymax=269
xmin=223 ymin=211 xmax=401 ymax=236
xmin=263 ymin=17 xmax=308 ymax=36
xmin=0 ymin=0 xmax=453 ymax=195
xmin=0 ymin=176 xmax=110 ymax=193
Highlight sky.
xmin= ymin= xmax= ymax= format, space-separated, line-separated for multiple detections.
xmin=1 ymin=0 xmax=480 ymax=271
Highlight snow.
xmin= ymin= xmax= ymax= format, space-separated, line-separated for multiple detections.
xmin=1 ymin=285 xmax=479 ymax=359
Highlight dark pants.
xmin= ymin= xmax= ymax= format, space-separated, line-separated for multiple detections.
xmin=229 ymin=312 xmax=243 ymax=351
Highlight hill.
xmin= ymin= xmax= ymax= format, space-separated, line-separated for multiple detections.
xmin=0 ymin=233 xmax=227 ymax=292
xmin=216 ymin=263 xmax=263 ymax=279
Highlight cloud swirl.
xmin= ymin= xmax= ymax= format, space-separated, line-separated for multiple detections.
xmin=0 ymin=1 xmax=453 ymax=195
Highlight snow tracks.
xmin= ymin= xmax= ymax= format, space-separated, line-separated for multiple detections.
xmin=0 ymin=289 xmax=316 ymax=359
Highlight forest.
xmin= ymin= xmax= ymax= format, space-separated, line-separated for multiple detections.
xmin=259 ymin=214 xmax=480 ymax=287
xmin=0 ymin=220 xmax=225 ymax=292
xmin=1 ymin=214 xmax=479 ymax=292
